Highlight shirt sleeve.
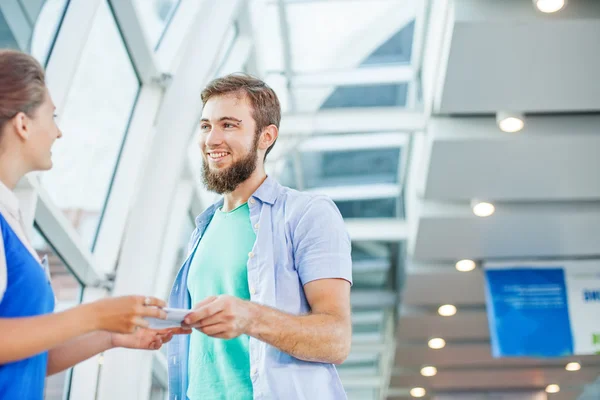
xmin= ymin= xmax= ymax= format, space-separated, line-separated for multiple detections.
xmin=293 ymin=196 xmax=353 ymax=286
xmin=0 ymin=228 xmax=6 ymax=304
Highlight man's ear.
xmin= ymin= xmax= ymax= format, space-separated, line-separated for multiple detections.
xmin=258 ymin=124 xmax=278 ymax=151
xmin=11 ymin=112 xmax=30 ymax=141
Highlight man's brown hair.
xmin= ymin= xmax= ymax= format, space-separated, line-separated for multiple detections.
xmin=201 ymin=73 xmax=280 ymax=159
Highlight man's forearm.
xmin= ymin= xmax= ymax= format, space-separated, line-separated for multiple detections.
xmin=244 ymin=302 xmax=351 ymax=364
xmin=47 ymin=331 xmax=113 ymax=376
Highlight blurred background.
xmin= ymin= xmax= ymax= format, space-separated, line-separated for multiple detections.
xmin=3 ymin=0 xmax=600 ymax=399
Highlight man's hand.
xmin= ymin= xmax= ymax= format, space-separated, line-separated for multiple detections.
xmin=111 ymin=327 xmax=192 ymax=350
xmin=183 ymin=295 xmax=254 ymax=339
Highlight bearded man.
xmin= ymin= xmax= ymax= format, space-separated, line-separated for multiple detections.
xmin=167 ymin=74 xmax=353 ymax=400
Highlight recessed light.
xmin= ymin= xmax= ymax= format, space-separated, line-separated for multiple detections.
xmin=438 ymin=304 xmax=457 ymax=317
xmin=566 ymin=362 xmax=581 ymax=372
xmin=421 ymin=366 xmax=438 ymax=377
xmin=496 ymin=112 xmax=525 ymax=133
xmin=473 ymin=201 xmax=495 ymax=217
xmin=534 ymin=0 xmax=566 ymax=13
xmin=456 ymin=259 xmax=476 ymax=272
xmin=410 ymin=387 xmax=426 ymax=398
xmin=546 ymin=384 xmax=560 ymax=394
xmin=428 ymin=338 xmax=446 ymax=350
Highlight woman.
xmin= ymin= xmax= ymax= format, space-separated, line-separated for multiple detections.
xmin=0 ymin=49 xmax=186 ymax=398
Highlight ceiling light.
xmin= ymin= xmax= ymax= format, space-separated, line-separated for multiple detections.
xmin=438 ymin=304 xmax=457 ymax=317
xmin=546 ymin=384 xmax=560 ymax=394
xmin=534 ymin=0 xmax=566 ymax=13
xmin=496 ymin=111 xmax=525 ymax=133
xmin=410 ymin=387 xmax=426 ymax=398
xmin=472 ymin=201 xmax=495 ymax=217
xmin=428 ymin=338 xmax=446 ymax=350
xmin=421 ymin=366 xmax=438 ymax=377
xmin=456 ymin=259 xmax=476 ymax=272
xmin=566 ymin=362 xmax=581 ymax=372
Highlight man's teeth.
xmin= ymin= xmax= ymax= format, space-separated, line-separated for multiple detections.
xmin=210 ymin=152 xmax=228 ymax=158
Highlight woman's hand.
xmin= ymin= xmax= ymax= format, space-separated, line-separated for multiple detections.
xmin=83 ymin=296 xmax=167 ymax=334
xmin=111 ymin=327 xmax=192 ymax=350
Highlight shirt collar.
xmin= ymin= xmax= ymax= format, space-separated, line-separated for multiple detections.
xmin=251 ymin=175 xmax=280 ymax=205
xmin=0 ymin=179 xmax=20 ymax=220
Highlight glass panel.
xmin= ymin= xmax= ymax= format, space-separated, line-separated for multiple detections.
xmin=335 ymin=198 xmax=397 ymax=219
xmin=134 ymin=0 xmax=181 ymax=49
xmin=31 ymin=227 xmax=82 ymax=400
xmin=30 ymin=0 xmax=70 ymax=65
xmin=41 ymin=0 xmax=140 ymax=250
xmin=361 ymin=20 xmax=415 ymax=66
xmin=320 ymin=83 xmax=408 ymax=109
xmin=284 ymin=1 xmax=411 ymax=72
xmin=302 ymin=149 xmax=401 ymax=189
xmin=0 ymin=10 xmax=22 ymax=50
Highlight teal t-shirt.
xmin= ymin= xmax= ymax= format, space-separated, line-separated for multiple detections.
xmin=186 ymin=203 xmax=255 ymax=400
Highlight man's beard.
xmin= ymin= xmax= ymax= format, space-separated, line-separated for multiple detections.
xmin=202 ymin=139 xmax=259 ymax=194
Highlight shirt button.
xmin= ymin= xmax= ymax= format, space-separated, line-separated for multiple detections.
xmin=248 ymin=252 xmax=254 ymax=258
xmin=250 ymin=287 xmax=256 ymax=295
xmin=254 ymin=223 xmax=259 ymax=229
xmin=249 ymin=198 xmax=256 ymax=205
xmin=251 ymin=367 xmax=258 ymax=376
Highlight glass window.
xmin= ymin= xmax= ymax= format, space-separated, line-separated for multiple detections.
xmin=335 ymin=198 xmax=398 ymax=219
xmin=361 ymin=20 xmax=415 ymax=66
xmin=31 ymin=227 xmax=83 ymax=400
xmin=41 ymin=0 xmax=140 ymax=250
xmin=302 ymin=149 xmax=401 ymax=189
xmin=320 ymin=83 xmax=408 ymax=109
xmin=133 ymin=0 xmax=181 ymax=49
xmin=30 ymin=0 xmax=70 ymax=66
xmin=0 ymin=10 xmax=22 ymax=50
xmin=284 ymin=1 xmax=410 ymax=73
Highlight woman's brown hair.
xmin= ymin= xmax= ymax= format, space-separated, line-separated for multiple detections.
xmin=0 ymin=50 xmax=46 ymax=135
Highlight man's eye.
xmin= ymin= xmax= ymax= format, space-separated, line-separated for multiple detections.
xmin=224 ymin=123 xmax=234 ymax=128
xmin=200 ymin=124 xmax=209 ymax=130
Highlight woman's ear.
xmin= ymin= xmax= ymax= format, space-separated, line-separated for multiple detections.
xmin=11 ymin=112 xmax=30 ymax=141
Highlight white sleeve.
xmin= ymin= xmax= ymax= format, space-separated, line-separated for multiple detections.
xmin=0 ymin=229 xmax=6 ymax=304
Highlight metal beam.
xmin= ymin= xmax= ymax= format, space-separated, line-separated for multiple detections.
xmin=291 ymin=65 xmax=416 ymax=88
xmin=346 ymin=219 xmax=408 ymax=242
xmin=280 ymin=108 xmax=427 ymax=136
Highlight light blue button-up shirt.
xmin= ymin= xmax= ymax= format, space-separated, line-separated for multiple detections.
xmin=168 ymin=176 xmax=353 ymax=400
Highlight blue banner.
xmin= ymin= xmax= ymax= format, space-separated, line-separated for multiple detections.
xmin=484 ymin=266 xmax=574 ymax=358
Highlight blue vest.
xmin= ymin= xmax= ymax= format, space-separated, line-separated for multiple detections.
xmin=0 ymin=213 xmax=55 ymax=399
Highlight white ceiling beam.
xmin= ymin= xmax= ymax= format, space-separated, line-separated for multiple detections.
xmin=299 ymin=132 xmax=408 ymax=152
xmin=308 ymin=184 xmax=400 ymax=201
xmin=346 ymin=218 xmax=408 ymax=241
xmin=291 ymin=65 xmax=416 ymax=87
xmin=280 ymin=108 xmax=427 ymax=136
